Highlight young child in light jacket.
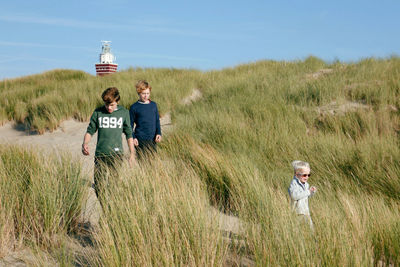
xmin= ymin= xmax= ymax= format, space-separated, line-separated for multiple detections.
xmin=288 ymin=160 xmax=317 ymax=229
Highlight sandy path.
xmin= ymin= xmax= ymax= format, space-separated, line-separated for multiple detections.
xmin=0 ymin=120 xmax=96 ymax=175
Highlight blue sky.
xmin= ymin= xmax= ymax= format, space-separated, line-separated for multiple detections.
xmin=1 ymin=0 xmax=399 ymax=80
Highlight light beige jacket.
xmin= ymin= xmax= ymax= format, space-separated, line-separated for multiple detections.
xmin=288 ymin=176 xmax=315 ymax=215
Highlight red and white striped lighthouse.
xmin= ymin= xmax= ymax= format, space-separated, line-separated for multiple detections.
xmin=95 ymin=41 xmax=118 ymax=76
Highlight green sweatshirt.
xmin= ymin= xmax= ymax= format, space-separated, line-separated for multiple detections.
xmin=86 ymin=105 xmax=133 ymax=156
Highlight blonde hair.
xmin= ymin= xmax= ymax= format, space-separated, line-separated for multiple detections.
xmin=135 ymin=80 xmax=152 ymax=94
xmin=291 ymin=160 xmax=310 ymax=173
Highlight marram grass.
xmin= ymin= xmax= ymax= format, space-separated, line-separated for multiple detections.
xmin=0 ymin=145 xmax=87 ymax=264
xmin=87 ymin=157 xmax=228 ymax=266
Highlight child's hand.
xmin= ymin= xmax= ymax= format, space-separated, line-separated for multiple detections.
xmin=82 ymin=143 xmax=90 ymax=155
xmin=133 ymin=138 xmax=139 ymax=146
xmin=310 ymin=186 xmax=317 ymax=193
xmin=155 ymin=135 xmax=162 ymax=143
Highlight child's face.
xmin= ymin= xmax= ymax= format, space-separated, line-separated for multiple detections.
xmin=105 ymin=101 xmax=118 ymax=113
xmin=296 ymin=168 xmax=311 ymax=184
xmin=138 ymin=89 xmax=150 ymax=102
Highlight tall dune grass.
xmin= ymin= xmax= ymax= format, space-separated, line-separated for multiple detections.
xmin=0 ymin=145 xmax=86 ymax=264
xmin=87 ymin=157 xmax=228 ymax=266
xmin=159 ymin=133 xmax=399 ymax=265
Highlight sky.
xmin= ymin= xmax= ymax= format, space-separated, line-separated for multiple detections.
xmin=1 ymin=0 xmax=399 ymax=80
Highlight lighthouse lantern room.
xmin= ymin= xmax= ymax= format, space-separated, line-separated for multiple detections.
xmin=95 ymin=41 xmax=118 ymax=76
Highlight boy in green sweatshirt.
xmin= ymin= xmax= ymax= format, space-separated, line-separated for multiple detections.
xmin=82 ymin=87 xmax=134 ymax=198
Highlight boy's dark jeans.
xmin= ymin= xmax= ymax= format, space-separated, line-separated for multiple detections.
xmin=93 ymin=154 xmax=123 ymax=198
xmin=136 ymin=140 xmax=157 ymax=160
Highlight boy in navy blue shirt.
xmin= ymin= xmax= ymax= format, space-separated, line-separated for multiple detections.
xmin=129 ymin=80 xmax=162 ymax=159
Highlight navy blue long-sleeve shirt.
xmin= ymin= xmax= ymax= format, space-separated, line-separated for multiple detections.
xmin=129 ymin=100 xmax=161 ymax=140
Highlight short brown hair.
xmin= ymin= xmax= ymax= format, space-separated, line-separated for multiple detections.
xmin=135 ymin=80 xmax=152 ymax=94
xmin=102 ymin=87 xmax=120 ymax=103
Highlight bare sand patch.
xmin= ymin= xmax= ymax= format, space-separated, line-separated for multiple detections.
xmin=344 ymin=80 xmax=384 ymax=90
xmin=182 ymin=88 xmax=202 ymax=105
xmin=305 ymin=68 xmax=333 ymax=80
xmin=317 ymin=100 xmax=370 ymax=116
